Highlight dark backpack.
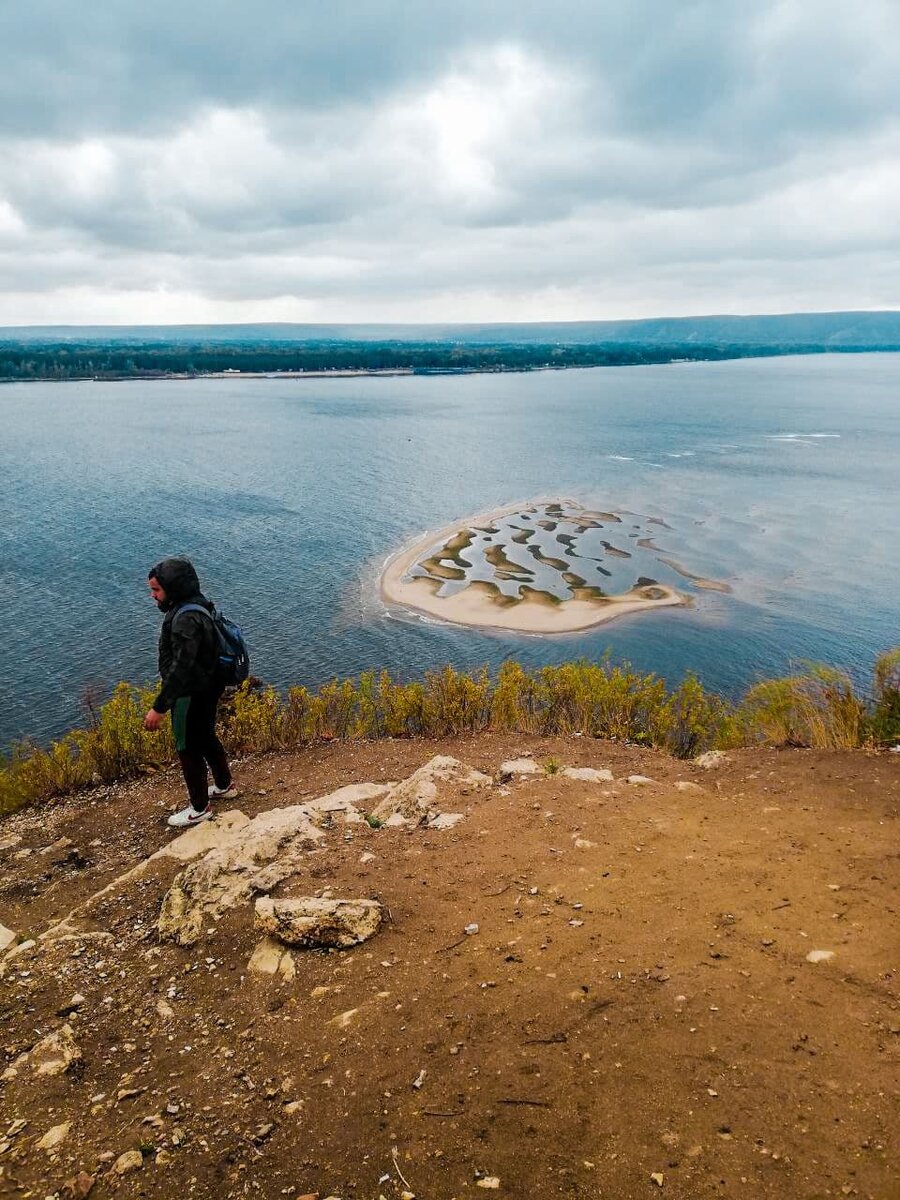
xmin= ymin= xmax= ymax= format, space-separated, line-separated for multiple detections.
xmin=176 ymin=603 xmax=250 ymax=686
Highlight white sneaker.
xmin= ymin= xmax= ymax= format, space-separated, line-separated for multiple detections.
xmin=167 ymin=805 xmax=213 ymax=828
xmin=208 ymin=783 xmax=239 ymax=800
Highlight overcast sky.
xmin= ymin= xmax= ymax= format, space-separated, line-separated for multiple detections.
xmin=1 ymin=0 xmax=898 ymax=325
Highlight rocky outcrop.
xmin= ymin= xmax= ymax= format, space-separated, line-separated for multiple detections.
xmin=369 ymin=756 xmax=490 ymax=824
xmin=254 ymin=896 xmax=383 ymax=949
xmin=158 ymin=805 xmax=323 ymax=946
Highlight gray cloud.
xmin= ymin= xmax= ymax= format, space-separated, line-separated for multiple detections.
xmin=1 ymin=0 xmax=899 ymax=323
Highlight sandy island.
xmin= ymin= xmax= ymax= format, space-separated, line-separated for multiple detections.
xmin=380 ymin=501 xmax=690 ymax=634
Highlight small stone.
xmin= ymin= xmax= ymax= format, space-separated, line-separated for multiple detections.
xmin=561 ymin=767 xmax=614 ymax=782
xmin=37 ymin=1121 xmax=71 ymax=1150
xmin=427 ymin=812 xmax=464 ymax=830
xmin=57 ymin=993 xmax=87 ymax=1017
xmin=61 ymin=1172 xmax=95 ymax=1199
xmin=283 ymin=1100 xmax=304 ymax=1115
xmin=359 ymin=852 xmax=376 ymax=864
xmin=806 ymin=949 xmax=835 ymax=964
xmin=329 ymin=1006 xmax=360 ymax=1029
xmin=464 ymin=923 xmax=479 ymax=936
xmin=155 ymin=1149 xmax=172 ymax=1166
xmin=626 ymin=774 xmax=656 ymax=785
xmin=694 ymin=750 xmax=728 ymax=769
xmin=476 ymin=1178 xmax=500 ymax=1190
xmin=248 ymin=936 xmax=296 ymax=979
xmin=650 ymin=1173 xmax=665 ymax=1186
xmin=0 ymin=924 xmax=17 ymax=953
xmin=42 ymin=836 xmax=73 ymax=855
xmin=674 ymin=780 xmax=705 ymax=793
xmin=156 ymin=999 xmax=175 ymax=1020
xmin=12 ymin=1022 xmax=81 ymax=1077
xmin=253 ymin=1122 xmax=275 ymax=1143
xmin=114 ymin=1149 xmax=143 ymax=1174
xmin=499 ymin=757 xmax=539 ymax=779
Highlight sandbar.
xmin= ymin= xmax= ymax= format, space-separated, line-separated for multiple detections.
xmin=380 ymin=502 xmax=687 ymax=634
xmin=657 ymin=556 xmax=733 ymax=593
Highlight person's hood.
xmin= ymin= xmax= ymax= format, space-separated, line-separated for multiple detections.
xmin=150 ymin=557 xmax=204 ymax=611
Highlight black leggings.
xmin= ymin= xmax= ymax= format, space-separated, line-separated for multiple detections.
xmin=171 ymin=689 xmax=231 ymax=811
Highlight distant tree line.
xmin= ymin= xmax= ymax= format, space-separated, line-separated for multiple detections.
xmin=0 ymin=337 xmax=851 ymax=381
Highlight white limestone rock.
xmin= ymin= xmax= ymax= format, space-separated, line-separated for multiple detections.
xmin=806 ymin=949 xmax=835 ymax=964
xmin=11 ymin=1023 xmax=81 ymax=1078
xmin=255 ymin=896 xmax=383 ymax=949
xmin=499 ymin=757 xmax=540 ymax=780
xmin=158 ymin=805 xmax=323 ymax=946
xmin=114 ymin=1149 xmax=143 ymax=1175
xmin=248 ymin=935 xmax=296 ymax=980
xmin=37 ymin=1122 xmax=71 ymax=1151
xmin=369 ymin=756 xmax=490 ymax=824
xmin=694 ymin=750 xmax=729 ymax=769
xmin=561 ymin=767 xmax=614 ymax=782
xmin=426 ymin=812 xmax=465 ymax=830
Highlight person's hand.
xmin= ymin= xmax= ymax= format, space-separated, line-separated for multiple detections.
xmin=143 ymin=708 xmax=164 ymax=731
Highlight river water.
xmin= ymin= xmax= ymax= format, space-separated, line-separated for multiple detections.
xmin=2 ymin=353 xmax=898 ymax=748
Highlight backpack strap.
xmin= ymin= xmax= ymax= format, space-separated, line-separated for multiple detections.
xmin=173 ymin=602 xmax=217 ymax=637
xmin=174 ymin=603 xmax=213 ymax=619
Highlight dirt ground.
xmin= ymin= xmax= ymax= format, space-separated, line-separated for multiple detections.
xmin=0 ymin=734 xmax=898 ymax=1200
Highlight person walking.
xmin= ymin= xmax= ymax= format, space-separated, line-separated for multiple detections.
xmin=143 ymin=557 xmax=237 ymax=827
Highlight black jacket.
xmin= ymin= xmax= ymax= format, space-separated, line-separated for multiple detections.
xmin=150 ymin=558 xmax=219 ymax=713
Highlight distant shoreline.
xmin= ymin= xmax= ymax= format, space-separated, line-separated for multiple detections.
xmin=3 ymin=340 xmax=900 ymax=385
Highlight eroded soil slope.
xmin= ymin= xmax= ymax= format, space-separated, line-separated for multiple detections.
xmin=0 ymin=735 xmax=898 ymax=1200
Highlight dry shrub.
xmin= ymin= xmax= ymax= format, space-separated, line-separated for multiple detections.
xmin=869 ymin=647 xmax=900 ymax=743
xmin=0 ymin=682 xmax=170 ymax=815
xmin=2 ymin=649 xmax=896 ymax=816
xmin=734 ymin=664 xmax=865 ymax=749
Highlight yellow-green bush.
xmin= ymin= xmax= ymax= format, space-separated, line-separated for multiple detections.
xmin=1 ymin=648 xmax=897 ymax=816
xmin=869 ymin=648 xmax=900 ymax=743
xmin=733 ymin=663 xmax=865 ymax=750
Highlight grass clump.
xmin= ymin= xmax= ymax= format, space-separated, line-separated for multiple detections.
xmin=868 ymin=648 xmax=900 ymax=743
xmin=732 ymin=663 xmax=865 ymax=750
xmin=1 ymin=649 xmax=897 ymax=816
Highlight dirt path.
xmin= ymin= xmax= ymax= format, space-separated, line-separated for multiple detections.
xmin=0 ymin=736 xmax=897 ymax=1199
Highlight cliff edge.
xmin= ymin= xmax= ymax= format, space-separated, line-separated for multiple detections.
xmin=0 ymin=734 xmax=897 ymax=1199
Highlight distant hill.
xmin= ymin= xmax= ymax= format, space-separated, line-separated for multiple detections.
xmin=4 ymin=310 xmax=900 ymax=347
